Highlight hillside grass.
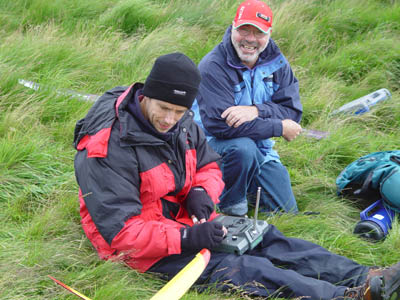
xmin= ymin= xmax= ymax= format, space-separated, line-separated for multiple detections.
xmin=0 ymin=0 xmax=399 ymax=299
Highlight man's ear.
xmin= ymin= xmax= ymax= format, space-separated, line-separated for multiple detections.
xmin=140 ymin=96 xmax=150 ymax=119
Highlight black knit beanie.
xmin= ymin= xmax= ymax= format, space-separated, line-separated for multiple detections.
xmin=142 ymin=52 xmax=201 ymax=108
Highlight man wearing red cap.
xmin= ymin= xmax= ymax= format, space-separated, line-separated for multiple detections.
xmin=192 ymin=0 xmax=302 ymax=217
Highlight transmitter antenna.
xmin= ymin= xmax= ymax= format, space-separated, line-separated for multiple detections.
xmin=253 ymin=187 xmax=261 ymax=231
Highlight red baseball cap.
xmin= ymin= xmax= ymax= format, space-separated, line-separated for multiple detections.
xmin=233 ymin=0 xmax=273 ymax=34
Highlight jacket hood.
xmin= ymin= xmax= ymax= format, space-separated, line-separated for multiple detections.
xmin=73 ymin=85 xmax=128 ymax=149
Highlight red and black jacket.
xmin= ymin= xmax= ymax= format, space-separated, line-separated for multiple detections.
xmin=74 ymin=83 xmax=224 ymax=272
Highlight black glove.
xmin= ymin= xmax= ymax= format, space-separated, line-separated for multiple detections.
xmin=185 ymin=187 xmax=214 ymax=221
xmin=180 ymin=222 xmax=224 ymax=251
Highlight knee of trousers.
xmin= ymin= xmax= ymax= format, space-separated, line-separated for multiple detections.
xmin=221 ymin=137 xmax=260 ymax=165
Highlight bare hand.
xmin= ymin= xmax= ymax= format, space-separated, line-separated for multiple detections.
xmin=282 ymin=119 xmax=302 ymax=141
xmin=221 ymin=106 xmax=258 ymax=128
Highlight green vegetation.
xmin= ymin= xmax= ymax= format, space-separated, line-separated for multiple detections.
xmin=0 ymin=0 xmax=399 ymax=299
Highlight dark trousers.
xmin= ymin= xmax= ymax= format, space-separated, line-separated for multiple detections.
xmin=149 ymin=225 xmax=369 ymax=300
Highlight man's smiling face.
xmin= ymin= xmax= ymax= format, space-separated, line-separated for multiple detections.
xmin=140 ymin=97 xmax=187 ymax=133
xmin=231 ymin=24 xmax=270 ymax=69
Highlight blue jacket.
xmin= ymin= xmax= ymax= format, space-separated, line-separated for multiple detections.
xmin=192 ymin=26 xmax=302 ymax=162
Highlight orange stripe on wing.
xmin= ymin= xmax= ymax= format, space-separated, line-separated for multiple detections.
xmin=48 ymin=275 xmax=93 ymax=300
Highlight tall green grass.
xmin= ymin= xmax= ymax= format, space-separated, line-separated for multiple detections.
xmin=0 ymin=0 xmax=399 ymax=299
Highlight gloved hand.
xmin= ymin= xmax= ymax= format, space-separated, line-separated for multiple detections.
xmin=185 ymin=187 xmax=214 ymax=222
xmin=180 ymin=221 xmax=224 ymax=251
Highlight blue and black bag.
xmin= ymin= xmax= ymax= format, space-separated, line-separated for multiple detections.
xmin=336 ymin=150 xmax=400 ymax=212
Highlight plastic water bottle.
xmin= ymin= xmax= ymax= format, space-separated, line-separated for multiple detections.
xmin=332 ymin=88 xmax=392 ymax=115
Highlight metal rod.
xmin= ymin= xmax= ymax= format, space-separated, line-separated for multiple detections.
xmin=253 ymin=187 xmax=261 ymax=229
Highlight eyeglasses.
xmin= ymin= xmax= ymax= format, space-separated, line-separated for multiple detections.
xmin=235 ymin=26 xmax=270 ymax=39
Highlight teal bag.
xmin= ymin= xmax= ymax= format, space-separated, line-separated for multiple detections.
xmin=336 ymin=151 xmax=400 ymax=212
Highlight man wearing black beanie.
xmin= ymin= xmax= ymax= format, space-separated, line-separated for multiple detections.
xmin=74 ymin=51 xmax=400 ymax=300
xmin=74 ymin=52 xmax=226 ymax=273
xmin=142 ymin=52 xmax=201 ymax=109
